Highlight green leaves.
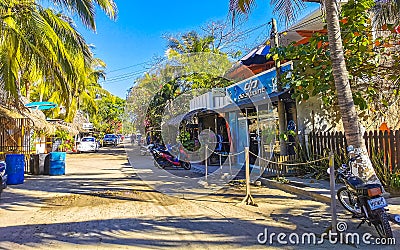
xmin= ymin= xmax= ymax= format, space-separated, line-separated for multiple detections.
xmin=275 ymin=0 xmax=400 ymax=122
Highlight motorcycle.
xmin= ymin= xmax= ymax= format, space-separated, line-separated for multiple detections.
xmin=152 ymin=144 xmax=191 ymax=170
xmin=0 ymin=161 xmax=7 ymax=198
xmin=333 ymin=145 xmax=393 ymax=238
xmin=140 ymin=144 xmax=155 ymax=156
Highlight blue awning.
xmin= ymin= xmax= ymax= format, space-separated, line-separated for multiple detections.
xmin=240 ymin=44 xmax=271 ymax=66
xmin=25 ymin=102 xmax=57 ymax=110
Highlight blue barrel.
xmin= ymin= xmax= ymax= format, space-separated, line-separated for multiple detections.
xmin=49 ymin=152 xmax=66 ymax=176
xmin=5 ymin=154 xmax=25 ymax=185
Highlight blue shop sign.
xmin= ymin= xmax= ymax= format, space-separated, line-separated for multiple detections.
xmin=226 ymin=62 xmax=292 ymax=104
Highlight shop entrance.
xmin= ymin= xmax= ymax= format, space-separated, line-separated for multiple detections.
xmin=243 ymin=108 xmax=259 ymax=165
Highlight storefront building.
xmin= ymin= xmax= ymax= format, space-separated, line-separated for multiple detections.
xmin=187 ymin=62 xmax=296 ymax=167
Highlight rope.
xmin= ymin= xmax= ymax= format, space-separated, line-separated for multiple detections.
xmin=248 ymin=151 xmax=329 ymax=166
xmin=206 ymin=147 xmax=245 ymax=157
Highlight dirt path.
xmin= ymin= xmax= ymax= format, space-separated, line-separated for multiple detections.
xmin=0 ymin=143 xmax=398 ymax=249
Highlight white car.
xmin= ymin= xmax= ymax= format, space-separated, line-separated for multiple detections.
xmin=77 ymin=137 xmax=99 ymax=153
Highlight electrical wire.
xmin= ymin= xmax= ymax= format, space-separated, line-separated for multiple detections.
xmin=106 ymin=69 xmax=149 ymax=81
xmin=106 ymin=61 xmax=151 ymax=73
xmin=102 ymin=22 xmax=272 ymax=84
xmin=100 ymin=70 xmax=148 ymax=84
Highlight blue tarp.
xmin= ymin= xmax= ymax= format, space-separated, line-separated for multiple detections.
xmin=25 ymin=102 xmax=57 ymax=110
xmin=240 ymin=45 xmax=272 ymax=66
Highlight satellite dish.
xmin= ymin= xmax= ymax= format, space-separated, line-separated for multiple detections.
xmin=25 ymin=102 xmax=57 ymax=110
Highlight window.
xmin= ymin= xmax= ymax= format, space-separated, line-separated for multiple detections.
xmin=82 ymin=137 xmax=95 ymax=142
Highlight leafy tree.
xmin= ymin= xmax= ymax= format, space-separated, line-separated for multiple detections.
xmin=127 ymin=31 xmax=235 ymax=134
xmin=94 ymin=95 xmax=125 ymax=133
xmin=0 ymin=0 xmax=117 ymax=109
xmin=228 ymin=0 xmax=384 ymax=184
xmin=275 ymin=0 xmax=400 ymax=125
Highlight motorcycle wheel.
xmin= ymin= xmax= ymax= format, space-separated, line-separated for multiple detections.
xmin=0 ymin=177 xmax=3 ymax=198
xmin=154 ymin=160 xmax=162 ymax=168
xmin=181 ymin=161 xmax=191 ymax=170
xmin=374 ymin=209 xmax=393 ymax=238
xmin=337 ymin=187 xmax=362 ymax=214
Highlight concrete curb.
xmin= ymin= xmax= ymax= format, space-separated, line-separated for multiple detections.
xmin=258 ymin=177 xmax=332 ymax=204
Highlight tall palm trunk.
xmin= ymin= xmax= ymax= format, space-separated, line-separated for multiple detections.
xmin=325 ymin=0 xmax=380 ymax=184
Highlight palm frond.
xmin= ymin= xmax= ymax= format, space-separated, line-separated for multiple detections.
xmin=229 ymin=0 xmax=256 ymax=25
xmin=50 ymin=0 xmax=117 ymax=31
xmin=270 ymin=0 xmax=306 ymax=27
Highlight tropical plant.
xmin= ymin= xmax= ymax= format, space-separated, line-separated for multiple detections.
xmin=228 ymin=0 xmax=382 ymax=184
xmin=273 ymin=0 xmax=400 ymax=127
xmin=94 ymin=94 xmax=125 ymax=133
xmin=127 ymin=31 xmax=234 ymax=134
xmin=0 ymin=0 xmax=117 ymax=110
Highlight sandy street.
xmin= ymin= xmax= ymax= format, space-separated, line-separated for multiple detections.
xmin=0 ymin=142 xmax=398 ymax=249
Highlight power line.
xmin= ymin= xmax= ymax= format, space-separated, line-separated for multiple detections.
xmin=239 ymin=22 xmax=269 ymax=36
xmin=102 ymin=23 xmax=271 ymax=84
xmin=100 ymin=70 xmax=148 ymax=84
xmin=106 ymin=69 xmax=148 ymax=81
xmin=106 ymin=61 xmax=151 ymax=73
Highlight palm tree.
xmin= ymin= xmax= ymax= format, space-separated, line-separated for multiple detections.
xmin=48 ymin=0 xmax=117 ymax=31
xmin=0 ymin=0 xmax=117 ymax=108
xmin=229 ymin=0 xmax=381 ymax=184
xmin=0 ymin=1 xmax=93 ymax=105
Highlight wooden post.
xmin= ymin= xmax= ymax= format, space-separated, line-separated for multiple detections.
xmin=219 ymin=153 xmax=222 ymax=170
xmin=205 ymin=144 xmax=208 ymax=181
xmin=329 ymin=151 xmax=337 ymax=234
xmin=242 ymin=147 xmax=256 ymax=206
xmin=228 ymin=154 xmax=232 ymax=176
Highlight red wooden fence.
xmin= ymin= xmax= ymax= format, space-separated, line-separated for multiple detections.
xmin=308 ymin=130 xmax=400 ymax=173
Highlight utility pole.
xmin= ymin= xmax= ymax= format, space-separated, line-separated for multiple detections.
xmin=271 ymin=18 xmax=287 ymax=156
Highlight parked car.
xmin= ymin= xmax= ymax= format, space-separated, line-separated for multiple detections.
xmin=0 ymin=161 xmax=7 ymax=197
xmin=103 ymin=134 xmax=118 ymax=147
xmin=77 ymin=137 xmax=99 ymax=153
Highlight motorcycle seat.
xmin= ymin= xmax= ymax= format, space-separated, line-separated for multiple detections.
xmin=347 ymin=176 xmax=365 ymax=190
xmin=347 ymin=177 xmax=381 ymax=190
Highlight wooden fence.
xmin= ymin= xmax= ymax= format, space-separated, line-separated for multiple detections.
xmin=260 ymin=154 xmax=299 ymax=177
xmin=308 ymin=130 xmax=400 ymax=173
xmin=0 ymin=117 xmax=32 ymax=172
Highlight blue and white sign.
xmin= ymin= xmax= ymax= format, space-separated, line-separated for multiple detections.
xmin=226 ymin=62 xmax=292 ymax=104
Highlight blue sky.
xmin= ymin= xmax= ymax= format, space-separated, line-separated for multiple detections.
xmin=77 ymin=1 xmax=318 ymax=98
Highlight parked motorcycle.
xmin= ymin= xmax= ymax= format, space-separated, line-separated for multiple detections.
xmin=333 ymin=145 xmax=393 ymax=238
xmin=0 ymin=161 xmax=7 ymax=197
xmin=140 ymin=144 xmax=154 ymax=156
xmin=152 ymin=144 xmax=191 ymax=170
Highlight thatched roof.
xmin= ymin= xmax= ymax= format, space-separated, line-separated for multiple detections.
xmin=72 ymin=110 xmax=90 ymax=133
xmin=0 ymin=104 xmax=57 ymax=134
xmin=26 ymin=109 xmax=57 ymax=135
xmin=53 ymin=122 xmax=79 ymax=135
xmin=1 ymin=93 xmax=80 ymax=135
xmin=0 ymin=105 xmax=26 ymax=119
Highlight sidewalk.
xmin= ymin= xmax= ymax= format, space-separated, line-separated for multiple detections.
xmin=189 ymin=158 xmax=400 ymax=217
xmin=259 ymin=175 xmax=400 ymax=217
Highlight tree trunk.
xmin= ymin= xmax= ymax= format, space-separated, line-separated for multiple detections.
xmin=272 ymin=18 xmax=288 ymax=156
xmin=325 ymin=0 xmax=380 ymax=184
xmin=277 ymin=100 xmax=287 ymax=155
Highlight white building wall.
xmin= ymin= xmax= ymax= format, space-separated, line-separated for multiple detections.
xmin=190 ymin=89 xmax=231 ymax=111
xmin=296 ymin=96 xmax=343 ymax=154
